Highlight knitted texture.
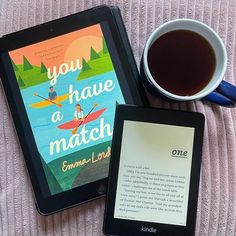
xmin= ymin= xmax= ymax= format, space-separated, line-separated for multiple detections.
xmin=0 ymin=0 xmax=236 ymax=235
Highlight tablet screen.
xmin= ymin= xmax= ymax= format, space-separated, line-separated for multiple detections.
xmin=114 ymin=120 xmax=195 ymax=226
xmin=8 ymin=23 xmax=125 ymax=197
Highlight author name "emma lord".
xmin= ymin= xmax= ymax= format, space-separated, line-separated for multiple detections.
xmin=61 ymin=146 xmax=111 ymax=172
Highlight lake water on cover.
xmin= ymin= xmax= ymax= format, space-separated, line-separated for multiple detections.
xmin=21 ymin=70 xmax=125 ymax=163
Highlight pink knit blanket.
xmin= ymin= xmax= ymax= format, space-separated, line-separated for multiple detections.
xmin=0 ymin=0 xmax=236 ymax=235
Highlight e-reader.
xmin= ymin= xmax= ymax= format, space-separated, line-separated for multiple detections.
xmin=104 ymin=105 xmax=204 ymax=236
xmin=0 ymin=6 xmax=146 ymax=215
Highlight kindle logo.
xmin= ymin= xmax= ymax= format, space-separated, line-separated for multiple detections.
xmin=171 ymin=149 xmax=188 ymax=158
xmin=140 ymin=226 xmax=157 ymax=233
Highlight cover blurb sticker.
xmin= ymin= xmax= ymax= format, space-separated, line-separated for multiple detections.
xmin=9 ymin=24 xmax=125 ymax=195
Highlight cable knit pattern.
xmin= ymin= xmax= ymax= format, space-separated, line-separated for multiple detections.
xmin=0 ymin=0 xmax=236 ymax=235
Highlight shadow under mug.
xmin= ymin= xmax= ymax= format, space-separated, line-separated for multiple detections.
xmin=140 ymin=19 xmax=236 ymax=107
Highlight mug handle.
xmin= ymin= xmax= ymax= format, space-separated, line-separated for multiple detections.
xmin=204 ymin=80 xmax=236 ymax=107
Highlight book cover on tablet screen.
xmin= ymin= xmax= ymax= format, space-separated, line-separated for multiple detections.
xmin=9 ymin=24 xmax=125 ymax=196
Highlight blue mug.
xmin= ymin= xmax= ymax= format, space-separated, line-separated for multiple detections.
xmin=141 ymin=19 xmax=236 ymax=107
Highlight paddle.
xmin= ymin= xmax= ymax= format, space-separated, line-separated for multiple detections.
xmin=72 ymin=103 xmax=98 ymax=135
xmin=34 ymin=92 xmax=62 ymax=108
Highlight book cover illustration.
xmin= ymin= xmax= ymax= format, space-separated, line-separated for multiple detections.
xmin=9 ymin=24 xmax=125 ymax=195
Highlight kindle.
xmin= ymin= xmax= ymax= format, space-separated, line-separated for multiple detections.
xmin=104 ymin=105 xmax=204 ymax=236
xmin=0 ymin=6 xmax=146 ymax=215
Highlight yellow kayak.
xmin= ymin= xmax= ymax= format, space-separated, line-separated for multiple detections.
xmin=30 ymin=94 xmax=69 ymax=108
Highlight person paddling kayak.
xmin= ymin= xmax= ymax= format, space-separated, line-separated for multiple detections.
xmin=48 ymin=86 xmax=57 ymax=100
xmin=74 ymin=104 xmax=84 ymax=121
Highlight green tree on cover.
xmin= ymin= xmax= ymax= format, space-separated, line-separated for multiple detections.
xmin=102 ymin=37 xmax=108 ymax=54
xmin=23 ymin=55 xmax=33 ymax=71
xmin=11 ymin=59 xmax=18 ymax=71
xmin=18 ymin=75 xmax=25 ymax=87
xmin=82 ymin=58 xmax=91 ymax=71
xmin=40 ymin=62 xmax=47 ymax=73
xmin=90 ymin=47 xmax=100 ymax=60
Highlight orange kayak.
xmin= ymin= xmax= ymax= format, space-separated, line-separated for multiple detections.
xmin=30 ymin=94 xmax=69 ymax=108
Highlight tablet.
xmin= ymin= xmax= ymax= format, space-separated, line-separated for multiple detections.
xmin=104 ymin=105 xmax=204 ymax=236
xmin=0 ymin=6 xmax=146 ymax=215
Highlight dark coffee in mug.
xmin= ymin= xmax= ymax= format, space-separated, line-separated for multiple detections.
xmin=148 ymin=30 xmax=216 ymax=96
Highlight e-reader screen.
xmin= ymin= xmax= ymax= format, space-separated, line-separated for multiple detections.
xmin=8 ymin=23 xmax=125 ymax=197
xmin=114 ymin=120 xmax=195 ymax=226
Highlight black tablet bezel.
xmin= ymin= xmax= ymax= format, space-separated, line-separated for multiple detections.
xmin=104 ymin=105 xmax=204 ymax=236
xmin=0 ymin=6 xmax=146 ymax=215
